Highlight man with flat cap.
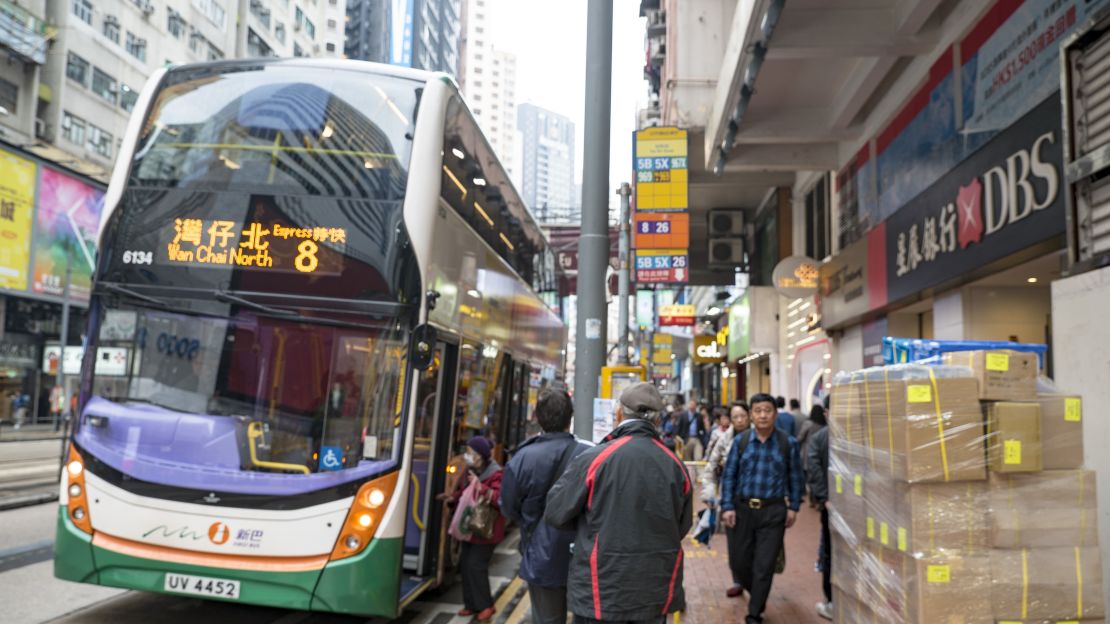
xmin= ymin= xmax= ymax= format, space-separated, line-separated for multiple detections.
xmin=546 ymin=381 xmax=693 ymax=624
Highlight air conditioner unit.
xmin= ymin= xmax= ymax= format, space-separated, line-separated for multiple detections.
xmin=708 ymin=208 xmax=744 ymax=236
xmin=707 ymin=237 xmax=745 ymax=267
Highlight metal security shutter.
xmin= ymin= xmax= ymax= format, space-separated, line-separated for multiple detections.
xmin=1071 ymin=32 xmax=1110 ymax=157
xmin=1064 ymin=10 xmax=1110 ymax=272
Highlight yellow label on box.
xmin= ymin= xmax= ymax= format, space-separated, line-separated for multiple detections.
xmin=853 ymin=474 xmax=863 ymax=496
xmin=907 ymin=385 xmax=932 ymax=403
xmin=1003 ymin=439 xmax=1022 ymax=465
xmin=1065 ymin=398 xmax=1082 ymax=422
xmin=1055 ymin=621 xmax=1080 ymax=624
xmin=897 ymin=527 xmax=908 ymax=552
xmin=927 ymin=565 xmax=951 ymax=583
xmin=867 ymin=517 xmax=875 ymax=539
xmin=985 ymin=352 xmax=1010 ymax=371
xmin=880 ymin=522 xmax=889 ymax=546
xmin=835 ymin=474 xmax=843 ymax=494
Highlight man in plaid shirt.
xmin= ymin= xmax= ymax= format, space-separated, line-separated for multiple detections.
xmin=720 ymin=393 xmax=805 ymax=624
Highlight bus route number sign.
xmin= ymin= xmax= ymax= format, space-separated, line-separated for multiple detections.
xmin=634 ymin=249 xmax=688 ymax=283
xmin=157 ymin=218 xmax=348 ymax=275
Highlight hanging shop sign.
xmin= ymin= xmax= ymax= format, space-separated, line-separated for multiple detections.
xmin=693 ymin=335 xmax=726 ymax=364
xmin=0 ymin=151 xmax=37 ymax=293
xmin=818 ymin=230 xmax=884 ymax=330
xmin=652 ymin=333 xmax=673 ymax=364
xmin=771 ymin=255 xmax=819 ymax=299
xmin=634 ymin=249 xmax=689 ymax=283
xmin=634 ymin=127 xmax=688 ymax=212
xmin=885 ymin=95 xmax=1064 ymax=303
xmin=633 ymin=212 xmax=689 ymax=249
xmin=658 ymin=304 xmax=695 ymax=326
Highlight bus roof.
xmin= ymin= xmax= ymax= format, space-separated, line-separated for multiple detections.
xmin=164 ymin=57 xmax=455 ymax=89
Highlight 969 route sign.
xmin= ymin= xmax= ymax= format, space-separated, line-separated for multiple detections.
xmin=634 ymin=249 xmax=689 ymax=283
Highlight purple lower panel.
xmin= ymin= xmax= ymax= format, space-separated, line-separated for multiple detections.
xmin=76 ymin=396 xmax=397 ymax=496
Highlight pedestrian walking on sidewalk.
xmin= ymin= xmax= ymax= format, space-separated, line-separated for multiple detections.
xmin=546 ymin=381 xmax=693 ymax=624
xmin=441 ymin=436 xmax=505 ymax=621
xmin=773 ymin=396 xmax=796 ymax=437
xmin=499 ymin=388 xmax=588 ymax=624
xmin=699 ymin=401 xmax=752 ymax=599
xmin=721 ymin=393 xmax=805 ymax=624
xmin=806 ymin=400 xmax=833 ymax=620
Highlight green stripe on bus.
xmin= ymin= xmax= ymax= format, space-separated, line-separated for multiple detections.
xmin=54 ymin=506 xmax=97 ymax=584
xmin=310 ymin=536 xmax=403 ymax=617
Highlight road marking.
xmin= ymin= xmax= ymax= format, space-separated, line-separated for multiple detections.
xmin=503 ymin=590 xmax=531 ymax=624
xmin=492 ymin=576 xmax=524 ymax=617
xmin=0 ymin=540 xmax=54 ymax=574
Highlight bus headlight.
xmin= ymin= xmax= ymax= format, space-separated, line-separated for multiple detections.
xmin=344 ymin=535 xmax=360 ymax=550
xmin=357 ymin=513 xmax=373 ymax=528
xmin=68 ymin=484 xmax=82 ymax=498
xmin=365 ymin=488 xmax=385 ymax=508
xmin=67 ymin=461 xmax=83 ymax=477
xmin=72 ymin=507 xmax=86 ymax=521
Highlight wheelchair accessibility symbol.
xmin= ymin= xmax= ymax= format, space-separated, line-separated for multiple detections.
xmin=319 ymin=446 xmax=344 ymax=472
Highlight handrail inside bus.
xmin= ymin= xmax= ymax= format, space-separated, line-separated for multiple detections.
xmin=147 ymin=142 xmax=401 ymax=159
xmin=246 ymin=421 xmax=311 ymax=475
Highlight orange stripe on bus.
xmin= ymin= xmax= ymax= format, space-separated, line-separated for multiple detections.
xmin=92 ymin=532 xmax=330 ymax=573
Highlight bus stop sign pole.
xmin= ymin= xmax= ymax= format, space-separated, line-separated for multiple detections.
xmin=573 ymin=0 xmax=613 ymax=439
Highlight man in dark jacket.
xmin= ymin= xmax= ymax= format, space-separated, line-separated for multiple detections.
xmin=500 ymin=388 xmax=588 ymax=624
xmin=546 ymin=381 xmax=692 ymax=624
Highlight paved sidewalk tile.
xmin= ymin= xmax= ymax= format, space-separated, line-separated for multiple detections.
xmin=679 ymin=505 xmax=828 ymax=624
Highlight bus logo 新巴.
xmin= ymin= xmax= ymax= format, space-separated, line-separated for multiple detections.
xmin=208 ymin=522 xmax=230 ymax=545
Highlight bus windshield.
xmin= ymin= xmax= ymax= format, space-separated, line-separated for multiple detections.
xmin=77 ymin=299 xmax=407 ymax=494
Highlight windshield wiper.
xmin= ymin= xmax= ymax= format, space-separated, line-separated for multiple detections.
xmin=215 ymin=290 xmax=296 ymax=316
xmin=97 ymin=282 xmax=172 ymax=308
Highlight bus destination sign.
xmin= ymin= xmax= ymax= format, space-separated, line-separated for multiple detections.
xmin=152 ymin=218 xmax=348 ymax=275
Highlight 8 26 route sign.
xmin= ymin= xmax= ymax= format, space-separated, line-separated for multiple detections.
xmin=633 ymin=212 xmax=689 ymax=249
xmin=635 ymin=249 xmax=689 ymax=283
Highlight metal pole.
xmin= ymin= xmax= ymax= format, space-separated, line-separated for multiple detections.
xmin=646 ymin=290 xmax=656 ymax=380
xmin=572 ymin=0 xmax=613 ymax=438
xmin=616 ymin=183 xmax=631 ymax=365
xmin=54 ymin=249 xmax=72 ymax=432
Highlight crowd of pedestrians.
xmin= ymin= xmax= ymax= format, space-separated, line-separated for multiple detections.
xmin=449 ymin=384 xmax=831 ymax=623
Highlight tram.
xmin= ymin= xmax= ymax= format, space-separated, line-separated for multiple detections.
xmin=53 ymin=59 xmax=566 ymax=617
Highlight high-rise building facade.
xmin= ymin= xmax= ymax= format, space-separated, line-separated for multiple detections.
xmin=344 ymin=0 xmax=460 ymax=76
xmin=518 ymin=102 xmax=575 ymax=223
xmin=459 ymin=0 xmax=515 ymax=182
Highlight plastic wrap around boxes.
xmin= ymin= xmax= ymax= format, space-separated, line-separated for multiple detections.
xmin=828 ymin=351 xmax=1103 ymax=623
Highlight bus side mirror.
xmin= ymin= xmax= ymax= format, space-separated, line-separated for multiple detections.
xmin=410 ymin=324 xmax=437 ymax=370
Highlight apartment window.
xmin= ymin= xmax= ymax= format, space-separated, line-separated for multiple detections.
xmin=191 ymin=0 xmax=226 ymax=29
xmin=119 ymin=84 xmax=138 ymax=112
xmin=293 ymin=42 xmax=304 ymax=57
xmin=125 ymin=32 xmax=147 ymax=62
xmin=167 ymin=9 xmax=186 ymax=38
xmin=208 ymin=43 xmax=224 ymax=60
xmin=327 ymin=18 xmax=336 ymax=30
xmin=189 ymin=30 xmax=208 ymax=54
xmin=0 ymin=79 xmax=18 ymax=115
xmin=247 ymin=28 xmax=273 ymax=57
xmin=294 ymin=8 xmax=316 ymax=40
xmin=325 ymin=42 xmax=335 ymax=52
xmin=250 ymin=0 xmax=271 ymax=28
xmin=72 ymin=0 xmax=93 ymax=25
xmin=804 ymin=173 xmax=832 ymax=261
xmin=88 ymin=124 xmax=113 ymax=158
xmin=274 ymin=22 xmax=285 ymax=43
xmin=62 ymin=112 xmax=86 ymax=145
xmin=102 ymin=16 xmax=120 ymax=43
xmin=91 ymin=68 xmax=117 ymax=104
xmin=66 ymin=53 xmax=89 ymax=86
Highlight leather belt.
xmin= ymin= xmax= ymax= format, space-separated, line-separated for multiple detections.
xmin=739 ymin=497 xmax=786 ymax=510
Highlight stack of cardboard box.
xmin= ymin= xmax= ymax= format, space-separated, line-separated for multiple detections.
xmin=828 ymin=350 xmax=1104 ymax=623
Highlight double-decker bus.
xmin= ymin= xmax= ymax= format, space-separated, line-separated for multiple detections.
xmin=53 ymin=59 xmax=566 ymax=617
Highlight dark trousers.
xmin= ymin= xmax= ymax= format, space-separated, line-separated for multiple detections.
xmin=459 ymin=541 xmax=495 ymax=611
xmin=724 ymin=518 xmax=743 ymax=586
xmin=728 ymin=503 xmax=787 ymax=622
xmin=577 ymin=612 xmax=661 ymax=617
xmin=529 ymin=584 xmax=568 ymax=624
xmin=819 ymin=506 xmax=832 ymax=602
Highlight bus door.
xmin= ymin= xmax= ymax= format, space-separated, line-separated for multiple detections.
xmin=402 ymin=340 xmax=458 ymax=580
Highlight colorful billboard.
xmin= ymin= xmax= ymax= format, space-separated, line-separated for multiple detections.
xmin=0 ymin=151 xmax=37 ymax=291
xmin=31 ymin=167 xmax=104 ymax=301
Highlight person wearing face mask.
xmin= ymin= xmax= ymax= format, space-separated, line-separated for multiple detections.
xmin=448 ymin=436 xmax=505 ymax=621
xmin=699 ymin=401 xmax=752 ymax=599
